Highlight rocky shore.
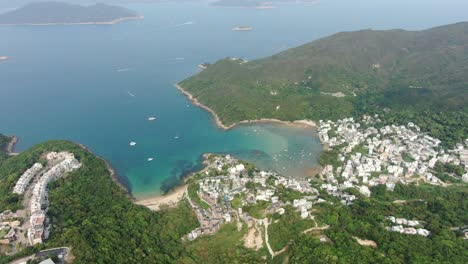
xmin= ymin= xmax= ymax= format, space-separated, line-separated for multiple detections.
xmin=175 ymin=83 xmax=316 ymax=130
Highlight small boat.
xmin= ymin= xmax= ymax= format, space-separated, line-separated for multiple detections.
xmin=129 ymin=141 xmax=137 ymax=146
xmin=148 ymin=117 xmax=157 ymax=121
xmin=174 ymin=136 xmax=179 ymax=139
xmin=232 ymin=26 xmax=253 ymax=31
xmin=147 ymin=157 xmax=154 ymax=161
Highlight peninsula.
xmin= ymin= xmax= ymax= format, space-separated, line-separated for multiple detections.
xmin=0 ymin=2 xmax=143 ymax=26
xmin=178 ymin=22 xmax=468 ymax=147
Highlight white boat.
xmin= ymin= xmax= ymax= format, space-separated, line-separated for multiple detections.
xmin=147 ymin=157 xmax=154 ymax=161
xmin=129 ymin=141 xmax=137 ymax=146
xmin=232 ymin=26 xmax=253 ymax=31
xmin=174 ymin=136 xmax=179 ymax=139
xmin=148 ymin=117 xmax=157 ymax=121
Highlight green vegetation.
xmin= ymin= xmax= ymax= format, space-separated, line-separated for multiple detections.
xmin=0 ymin=133 xmax=10 ymax=150
xmin=354 ymin=99 xmax=468 ymax=148
xmin=268 ymin=206 xmax=316 ymax=251
xmin=275 ymin=184 xmax=305 ymax=202
xmin=432 ymin=162 xmax=466 ymax=183
xmin=243 ymin=201 xmax=270 ymax=219
xmin=230 ymin=194 xmax=243 ymax=208
xmin=289 ymin=184 xmax=468 ymax=263
xmin=318 ymin=147 xmax=341 ymax=168
xmin=187 ymin=181 xmax=210 ymax=209
xmin=0 ymin=2 xmax=139 ymax=25
xmin=402 ymin=152 xmax=415 ymax=162
xmin=180 ymin=22 xmax=468 ymax=146
xmin=0 ymin=133 xmax=11 ymax=165
xmin=0 ymin=141 xmax=199 ymax=263
xmin=183 ymin=223 xmax=265 ymax=263
xmin=1 ymin=140 xmax=467 ymax=263
xmin=352 ymin=144 xmax=369 ymax=155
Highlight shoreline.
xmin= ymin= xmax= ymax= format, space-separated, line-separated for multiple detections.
xmin=135 ymin=153 xmax=212 ymax=210
xmin=175 ymin=83 xmax=317 ymax=130
xmin=77 ymin=143 xmax=134 ymax=200
xmin=0 ymin=16 xmax=144 ymax=26
xmin=135 ymin=184 xmax=187 ymax=211
xmin=6 ymin=136 xmax=18 ymax=154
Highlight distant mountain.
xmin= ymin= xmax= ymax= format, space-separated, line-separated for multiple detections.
xmin=0 ymin=0 xmax=166 ymax=9
xmin=0 ymin=1 xmax=143 ymax=25
xmin=212 ymin=0 xmax=319 ymax=7
xmin=179 ymin=22 xmax=468 ymax=127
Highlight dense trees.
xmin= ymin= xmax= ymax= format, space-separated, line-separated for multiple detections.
xmin=0 ymin=141 xmax=199 ymax=263
xmin=1 ymin=140 xmax=467 ymax=263
xmin=288 ymin=184 xmax=468 ymax=264
xmin=180 ymin=23 xmax=468 ymax=130
xmin=0 ymin=134 xmax=12 ymax=165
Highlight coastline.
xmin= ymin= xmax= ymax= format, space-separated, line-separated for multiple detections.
xmin=124 ymin=82 xmax=322 ymax=211
xmin=6 ymin=136 xmax=18 ymax=154
xmin=135 ymin=184 xmax=187 ymax=211
xmin=0 ymin=15 xmax=144 ymax=26
xmin=175 ymin=83 xmax=317 ymax=130
xmin=135 ymin=153 xmax=212 ymax=210
xmin=77 ymin=143 xmax=134 ymax=200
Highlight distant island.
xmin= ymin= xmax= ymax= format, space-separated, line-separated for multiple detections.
xmin=213 ymin=0 xmax=320 ymax=8
xmin=0 ymin=1 xmax=143 ymax=26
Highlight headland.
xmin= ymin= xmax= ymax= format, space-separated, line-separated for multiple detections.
xmin=175 ymin=83 xmax=316 ymax=130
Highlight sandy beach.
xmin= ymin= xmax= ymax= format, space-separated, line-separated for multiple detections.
xmin=135 ymin=185 xmax=187 ymax=211
xmin=175 ymin=83 xmax=317 ymax=130
xmin=0 ymin=16 xmax=144 ymax=26
xmin=131 ymin=84 xmax=320 ymax=211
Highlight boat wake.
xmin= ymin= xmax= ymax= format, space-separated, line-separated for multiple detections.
xmin=127 ymin=91 xmax=136 ymax=97
xmin=171 ymin=21 xmax=194 ymax=28
xmin=117 ymin=68 xmax=133 ymax=72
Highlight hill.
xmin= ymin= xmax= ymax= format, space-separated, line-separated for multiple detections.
xmin=179 ymin=22 xmax=468 ymax=146
xmin=0 ymin=1 xmax=142 ymax=25
xmin=1 ymin=140 xmax=466 ymax=263
xmin=0 ymin=140 xmax=199 ymax=262
xmin=0 ymin=134 xmax=12 ymax=165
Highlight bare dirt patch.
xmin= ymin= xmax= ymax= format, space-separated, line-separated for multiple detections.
xmin=353 ymin=237 xmax=377 ymax=248
xmin=244 ymin=224 xmax=263 ymax=250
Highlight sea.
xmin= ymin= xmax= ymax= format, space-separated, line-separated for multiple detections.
xmin=1 ymin=0 xmax=467 ymax=198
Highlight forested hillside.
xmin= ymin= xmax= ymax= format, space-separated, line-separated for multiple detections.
xmin=179 ymin=22 xmax=468 ymax=146
xmin=0 ymin=141 xmax=199 ymax=263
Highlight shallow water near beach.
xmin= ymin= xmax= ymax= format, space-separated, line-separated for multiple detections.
xmin=1 ymin=1 xmax=467 ymax=198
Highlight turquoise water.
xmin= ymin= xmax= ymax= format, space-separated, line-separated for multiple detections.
xmin=1 ymin=1 xmax=468 ymax=197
